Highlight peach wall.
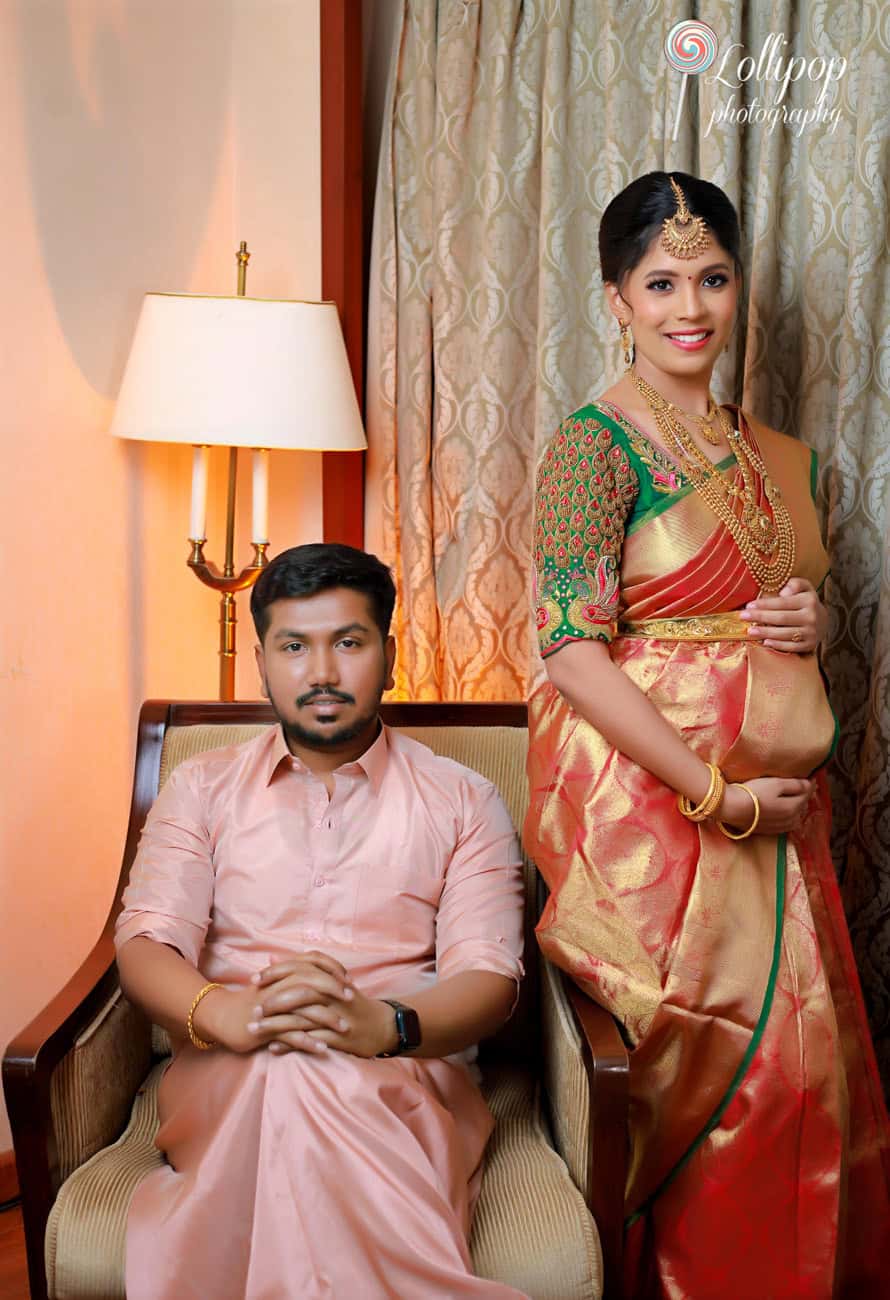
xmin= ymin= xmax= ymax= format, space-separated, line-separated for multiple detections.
xmin=0 ymin=0 xmax=322 ymax=1150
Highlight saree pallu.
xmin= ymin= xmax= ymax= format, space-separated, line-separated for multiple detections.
xmin=525 ymin=408 xmax=890 ymax=1298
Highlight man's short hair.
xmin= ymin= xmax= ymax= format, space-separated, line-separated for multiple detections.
xmin=250 ymin=543 xmax=396 ymax=644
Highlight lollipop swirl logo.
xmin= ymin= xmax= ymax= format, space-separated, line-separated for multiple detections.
xmin=665 ymin=20 xmax=719 ymax=140
xmin=665 ymin=21 xmax=719 ymax=75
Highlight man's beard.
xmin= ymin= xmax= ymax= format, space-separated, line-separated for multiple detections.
xmin=268 ymin=678 xmax=386 ymax=751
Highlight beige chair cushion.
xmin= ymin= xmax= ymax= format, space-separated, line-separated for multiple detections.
xmin=46 ymin=1061 xmax=602 ymax=1300
xmin=158 ymin=723 xmax=271 ymax=788
xmin=472 ymin=1066 xmax=603 ymax=1300
xmin=46 ymin=1062 xmax=166 ymax=1300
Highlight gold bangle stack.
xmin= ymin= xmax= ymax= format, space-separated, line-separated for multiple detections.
xmin=187 ymin=981 xmax=223 ymax=1050
xmin=677 ymin=763 xmax=725 ymax=822
xmin=718 ymin=784 xmax=761 ymax=840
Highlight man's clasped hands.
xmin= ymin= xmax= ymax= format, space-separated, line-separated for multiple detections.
xmin=196 ymin=952 xmax=396 ymax=1060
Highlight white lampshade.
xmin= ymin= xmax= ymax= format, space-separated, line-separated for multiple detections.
xmin=110 ymin=293 xmax=367 ymax=451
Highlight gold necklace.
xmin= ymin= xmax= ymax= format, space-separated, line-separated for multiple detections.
xmin=694 ymin=398 xmax=729 ymax=447
xmin=655 ymin=391 xmax=727 ymax=445
xmin=630 ymin=370 xmax=796 ymax=591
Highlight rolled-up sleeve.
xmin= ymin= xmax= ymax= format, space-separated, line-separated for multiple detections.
xmin=435 ymin=780 xmax=525 ymax=994
xmin=114 ymin=764 xmax=214 ymax=967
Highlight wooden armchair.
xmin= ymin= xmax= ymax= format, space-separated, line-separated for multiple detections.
xmin=4 ymin=701 xmax=628 ymax=1300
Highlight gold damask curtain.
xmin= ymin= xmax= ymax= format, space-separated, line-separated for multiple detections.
xmin=366 ymin=0 xmax=890 ymax=1084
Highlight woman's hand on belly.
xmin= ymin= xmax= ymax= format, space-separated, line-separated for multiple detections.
xmin=719 ymin=776 xmax=814 ymax=835
xmin=739 ymin=577 xmax=827 ymax=653
xmin=544 ymin=640 xmax=816 ymax=835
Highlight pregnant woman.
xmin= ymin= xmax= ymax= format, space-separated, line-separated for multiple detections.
xmin=525 ymin=171 xmax=890 ymax=1298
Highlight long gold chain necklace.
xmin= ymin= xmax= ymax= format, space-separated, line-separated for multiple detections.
xmin=630 ymin=370 xmax=796 ymax=592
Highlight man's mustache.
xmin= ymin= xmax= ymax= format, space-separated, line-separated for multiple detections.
xmin=296 ymin=686 xmax=356 ymax=708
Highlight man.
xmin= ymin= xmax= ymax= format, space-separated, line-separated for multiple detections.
xmin=115 ymin=543 xmax=527 ymax=1299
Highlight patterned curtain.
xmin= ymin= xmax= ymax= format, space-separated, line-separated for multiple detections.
xmin=366 ymin=0 xmax=890 ymax=1085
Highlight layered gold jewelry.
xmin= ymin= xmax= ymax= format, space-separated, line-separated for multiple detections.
xmin=678 ymin=762 xmax=726 ymax=822
xmin=187 ymin=981 xmax=223 ymax=1050
xmin=661 ymin=178 xmax=711 ymax=260
xmin=719 ymin=784 xmax=761 ymax=840
xmin=646 ymin=388 xmax=728 ymax=446
xmin=630 ymin=369 xmax=796 ymax=592
xmin=619 ymin=319 xmax=634 ymax=369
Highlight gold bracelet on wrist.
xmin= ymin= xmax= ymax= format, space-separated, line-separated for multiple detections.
xmin=718 ymin=784 xmax=761 ymax=840
xmin=678 ymin=763 xmax=725 ymax=823
xmin=187 ymin=982 xmax=223 ymax=1050
xmin=677 ymin=764 xmax=716 ymax=820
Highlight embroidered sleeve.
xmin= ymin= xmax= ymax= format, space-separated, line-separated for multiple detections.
xmin=533 ymin=411 xmax=638 ymax=656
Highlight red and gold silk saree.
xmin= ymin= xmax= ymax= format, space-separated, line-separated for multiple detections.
xmin=525 ymin=402 xmax=890 ymax=1299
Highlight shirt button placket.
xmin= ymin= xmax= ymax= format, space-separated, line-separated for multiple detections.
xmin=315 ymin=794 xmax=339 ymax=932
xmin=305 ymin=784 xmax=328 ymax=938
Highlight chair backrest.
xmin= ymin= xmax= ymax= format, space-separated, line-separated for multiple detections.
xmin=151 ymin=706 xmax=538 ymax=1063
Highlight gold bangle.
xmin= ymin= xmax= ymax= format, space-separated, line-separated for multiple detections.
xmin=677 ymin=764 xmax=717 ymax=820
xmin=187 ymin=982 xmax=223 ymax=1050
xmin=700 ymin=768 xmax=726 ymax=820
xmin=718 ymin=784 xmax=761 ymax=840
xmin=678 ymin=763 xmax=725 ymax=822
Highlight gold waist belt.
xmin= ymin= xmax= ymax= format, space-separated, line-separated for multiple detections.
xmin=617 ymin=612 xmax=750 ymax=642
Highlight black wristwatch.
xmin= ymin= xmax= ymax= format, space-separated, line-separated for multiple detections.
xmin=377 ymin=999 xmax=422 ymax=1057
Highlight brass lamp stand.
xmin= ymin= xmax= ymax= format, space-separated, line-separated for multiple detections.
xmin=111 ymin=246 xmax=367 ymax=702
xmin=187 ymin=242 xmax=268 ymax=702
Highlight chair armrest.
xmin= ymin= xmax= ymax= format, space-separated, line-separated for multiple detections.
xmin=540 ymin=960 xmax=629 ymax=1298
xmin=50 ymin=985 xmax=152 ymax=1184
xmin=566 ymin=978 xmax=629 ymax=1300
xmin=540 ymin=957 xmax=591 ymax=1194
xmin=2 ymin=927 xmax=149 ymax=1300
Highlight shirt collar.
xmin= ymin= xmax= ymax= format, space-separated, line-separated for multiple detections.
xmin=263 ymin=718 xmax=390 ymax=796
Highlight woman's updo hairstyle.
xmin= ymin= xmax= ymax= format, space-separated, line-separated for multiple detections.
xmin=599 ymin=171 xmax=742 ymax=287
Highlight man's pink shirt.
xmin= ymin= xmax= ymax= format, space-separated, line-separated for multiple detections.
xmin=115 ymin=723 xmax=525 ymax=1014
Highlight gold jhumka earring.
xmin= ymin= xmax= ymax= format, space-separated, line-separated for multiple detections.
xmin=661 ymin=177 xmax=711 ymax=259
xmin=619 ymin=319 xmax=634 ymax=369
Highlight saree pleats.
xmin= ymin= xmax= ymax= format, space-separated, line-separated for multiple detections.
xmin=525 ymin=410 xmax=890 ymax=1298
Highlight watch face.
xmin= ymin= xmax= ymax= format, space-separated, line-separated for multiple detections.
xmin=397 ymin=1004 xmax=422 ymax=1051
xmin=382 ymin=1000 xmax=422 ymax=1055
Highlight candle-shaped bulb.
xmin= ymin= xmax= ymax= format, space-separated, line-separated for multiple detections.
xmin=252 ymin=448 xmax=270 ymax=544
xmin=189 ymin=445 xmax=210 ymax=541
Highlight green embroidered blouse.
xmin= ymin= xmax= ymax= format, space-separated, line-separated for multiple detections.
xmin=533 ymin=401 xmax=708 ymax=657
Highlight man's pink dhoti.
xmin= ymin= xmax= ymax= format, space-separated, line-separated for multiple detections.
xmin=127 ymin=1047 xmax=519 ymax=1299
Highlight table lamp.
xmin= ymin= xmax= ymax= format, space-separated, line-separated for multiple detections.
xmin=110 ymin=243 xmax=366 ymax=699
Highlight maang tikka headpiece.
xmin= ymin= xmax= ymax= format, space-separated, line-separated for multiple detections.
xmin=661 ymin=177 xmax=711 ymax=259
